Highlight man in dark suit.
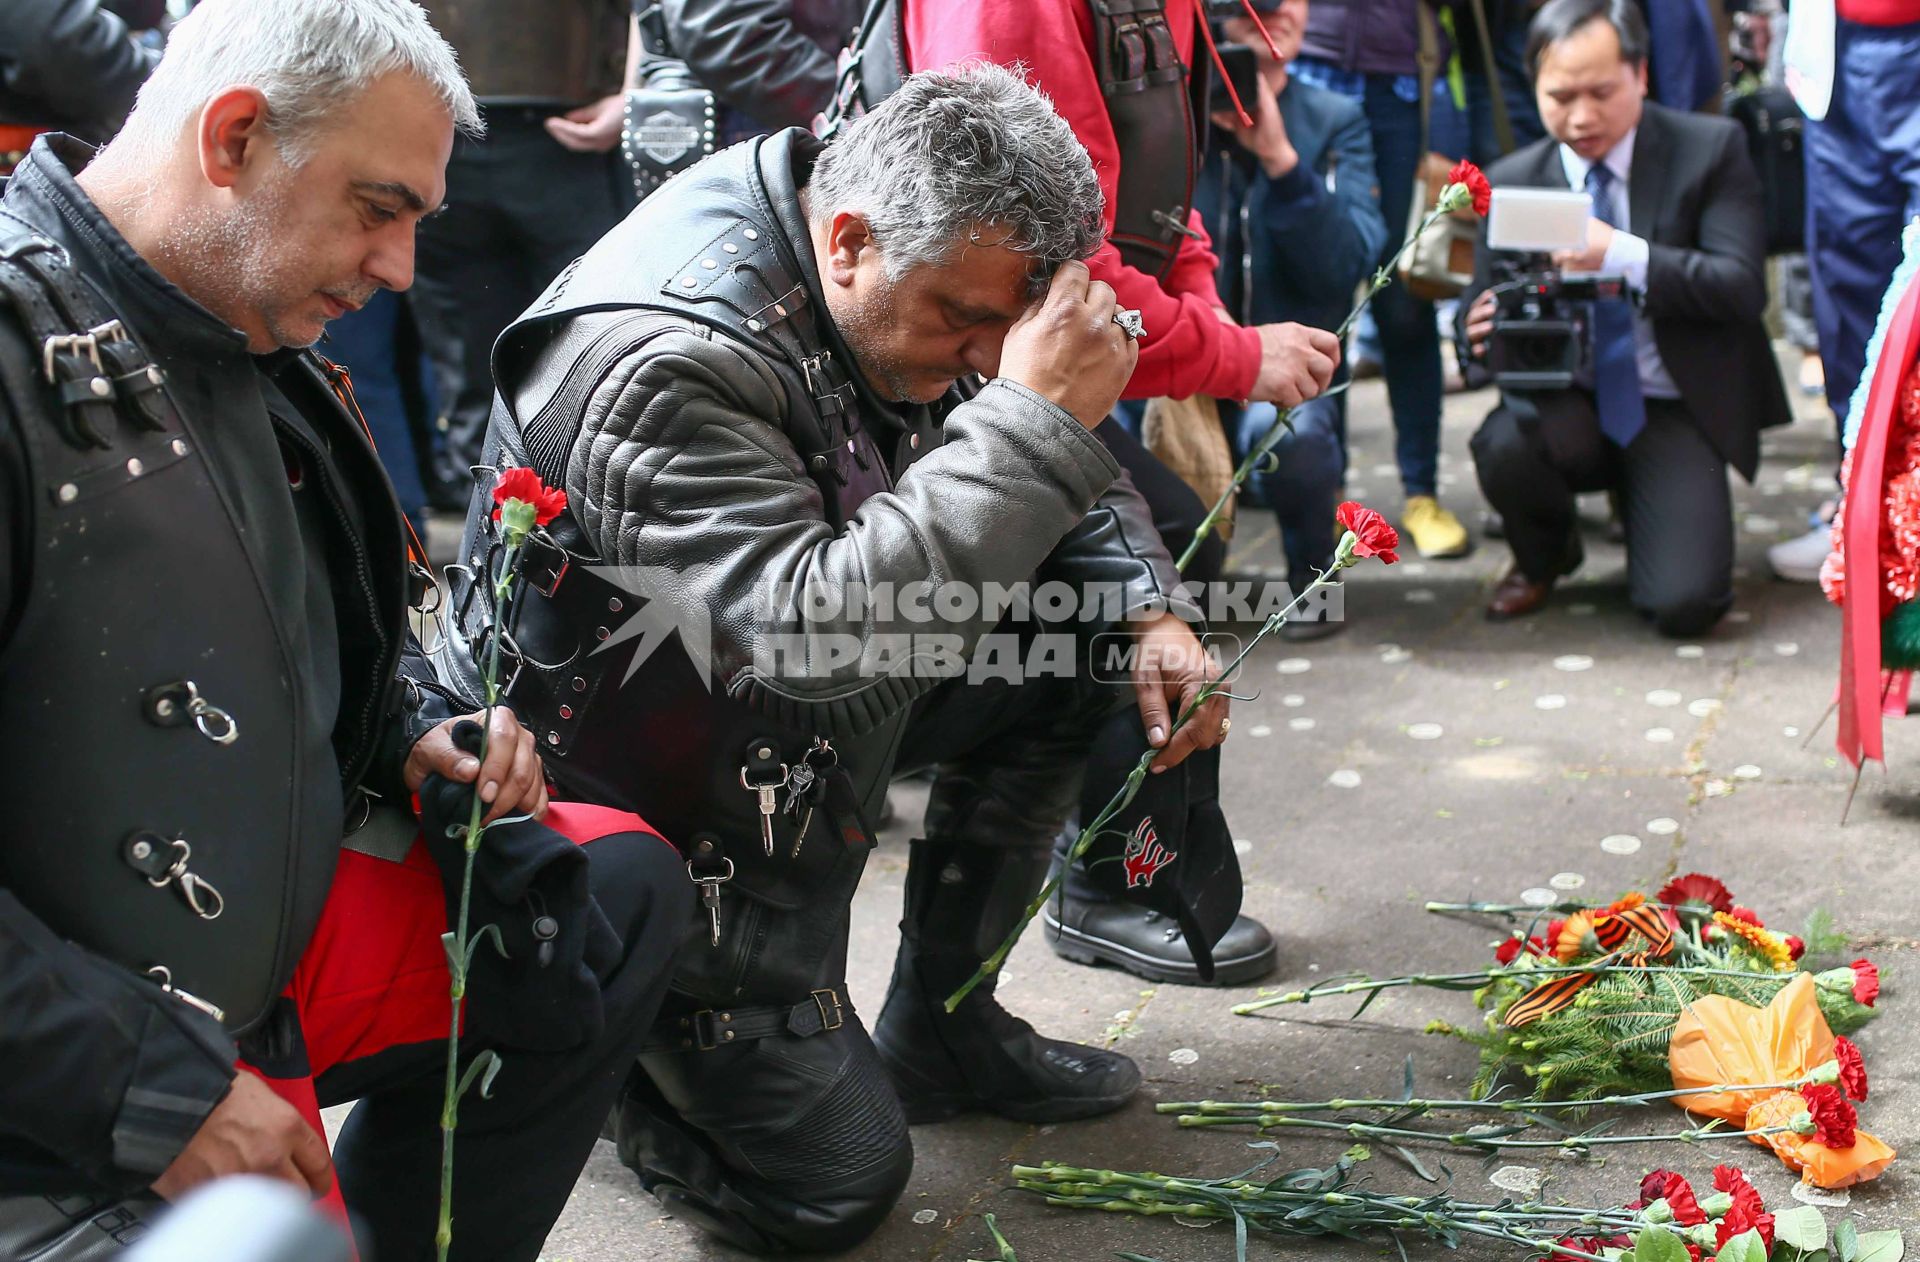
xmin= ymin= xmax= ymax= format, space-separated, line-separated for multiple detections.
xmin=1460 ymin=0 xmax=1791 ymax=636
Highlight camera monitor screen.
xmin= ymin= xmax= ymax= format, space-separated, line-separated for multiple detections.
xmin=1486 ymin=187 xmax=1593 ymax=252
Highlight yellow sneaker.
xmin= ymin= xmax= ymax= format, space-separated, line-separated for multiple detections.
xmin=1401 ymin=495 xmax=1471 ymax=559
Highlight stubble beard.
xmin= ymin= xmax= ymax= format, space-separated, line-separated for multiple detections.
xmin=830 ymin=277 xmax=924 ymax=404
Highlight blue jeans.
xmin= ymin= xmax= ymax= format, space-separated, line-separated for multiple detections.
xmin=1807 ymin=19 xmax=1920 ymax=436
xmin=1296 ymin=59 xmax=1446 ymax=498
xmin=1231 ymin=396 xmax=1345 ymax=588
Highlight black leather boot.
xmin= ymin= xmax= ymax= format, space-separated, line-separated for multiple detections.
xmin=1043 ymin=895 xmax=1278 ymax=985
xmin=872 ymin=838 xmax=1142 ymax=1124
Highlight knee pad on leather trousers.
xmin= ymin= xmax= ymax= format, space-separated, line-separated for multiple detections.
xmin=617 ymin=1020 xmax=913 ymax=1254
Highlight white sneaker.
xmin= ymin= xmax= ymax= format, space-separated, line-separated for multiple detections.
xmin=1767 ymin=521 xmax=1835 ymax=582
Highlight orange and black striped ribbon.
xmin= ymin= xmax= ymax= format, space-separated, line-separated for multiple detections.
xmin=1504 ymin=906 xmax=1676 ymax=1028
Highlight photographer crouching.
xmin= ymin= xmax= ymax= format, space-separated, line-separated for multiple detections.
xmin=1459 ymin=0 xmax=1791 ymax=636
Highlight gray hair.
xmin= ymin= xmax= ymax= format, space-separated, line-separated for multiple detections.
xmin=118 ymin=0 xmax=481 ymax=165
xmin=810 ymin=63 xmax=1104 ymax=292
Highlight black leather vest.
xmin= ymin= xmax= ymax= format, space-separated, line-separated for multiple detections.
xmin=0 ymin=209 xmax=405 ymax=1034
xmin=442 ymin=133 xmax=943 ymax=1002
xmin=836 ymin=0 xmax=1199 ymax=282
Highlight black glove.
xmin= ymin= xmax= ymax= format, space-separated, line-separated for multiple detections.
xmin=416 ymin=721 xmax=622 ymax=1052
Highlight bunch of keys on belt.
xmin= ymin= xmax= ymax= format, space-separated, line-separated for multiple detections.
xmin=781 ymin=738 xmax=839 ymax=859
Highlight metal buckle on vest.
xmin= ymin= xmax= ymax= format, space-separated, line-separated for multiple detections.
xmin=41 ymin=318 xmax=127 ymax=383
xmin=801 ymin=350 xmax=854 ymax=420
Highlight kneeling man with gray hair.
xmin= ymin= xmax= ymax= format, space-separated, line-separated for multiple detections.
xmin=438 ymin=64 xmax=1231 ymax=1252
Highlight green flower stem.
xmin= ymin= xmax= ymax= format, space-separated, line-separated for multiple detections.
xmin=435 ymin=539 xmax=521 ymax=1261
xmin=943 ymin=546 xmax=1358 ymax=1012
xmin=1168 ymin=1111 xmax=1798 ymax=1153
xmin=1425 ymin=899 xmax=1715 ymax=921
xmin=1231 ymin=962 xmax=1802 ymax=1015
xmin=1174 ymin=200 xmax=1459 ymax=570
xmin=1156 ymin=1073 xmax=1824 ymax=1118
xmin=1008 ymin=1160 xmax=1638 ymax=1259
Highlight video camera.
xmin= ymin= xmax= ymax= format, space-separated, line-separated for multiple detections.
xmin=1480 ymin=188 xmax=1632 ymax=392
xmin=1485 ymin=268 xmax=1631 ymax=391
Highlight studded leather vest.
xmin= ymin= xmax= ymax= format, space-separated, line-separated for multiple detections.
xmin=0 ymin=162 xmax=412 ymax=1034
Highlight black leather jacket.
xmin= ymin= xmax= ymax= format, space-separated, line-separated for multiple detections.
xmin=0 ymin=138 xmax=452 ymax=1196
xmin=0 ymin=0 xmax=157 ymax=139
xmin=656 ymin=0 xmax=861 ymax=132
xmin=439 ymin=130 xmax=1185 ymax=1001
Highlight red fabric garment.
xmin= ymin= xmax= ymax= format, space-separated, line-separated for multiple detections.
xmin=903 ymin=0 xmax=1265 ymax=401
xmin=1837 ymin=272 xmax=1920 ymax=767
xmin=1837 ymin=0 xmax=1920 ymax=24
xmin=239 ymin=802 xmax=664 ymax=1236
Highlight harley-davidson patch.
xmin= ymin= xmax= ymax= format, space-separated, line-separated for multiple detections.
xmin=1121 ymin=816 xmax=1176 ymax=888
xmin=634 ymin=109 xmax=702 ymax=164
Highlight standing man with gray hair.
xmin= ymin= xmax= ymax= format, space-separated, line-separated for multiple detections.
xmin=439 ymin=63 xmax=1229 ymax=1253
xmin=0 ymin=1 xmax=685 ymax=1257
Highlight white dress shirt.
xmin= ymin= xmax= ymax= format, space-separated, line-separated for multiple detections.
xmin=1557 ymin=129 xmax=1682 ymax=400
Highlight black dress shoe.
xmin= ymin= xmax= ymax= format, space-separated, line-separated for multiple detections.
xmin=1043 ymin=894 xmax=1277 ymax=986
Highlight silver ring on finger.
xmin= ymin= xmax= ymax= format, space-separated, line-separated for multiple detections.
xmin=1218 ymin=716 xmax=1231 ymax=738
xmin=1112 ymin=308 xmax=1145 ymax=340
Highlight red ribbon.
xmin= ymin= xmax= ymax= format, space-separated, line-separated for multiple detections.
xmin=1839 ymin=273 xmax=1920 ymax=768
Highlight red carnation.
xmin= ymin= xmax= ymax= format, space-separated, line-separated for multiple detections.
xmin=1834 ymin=1036 xmax=1870 ymax=1101
xmin=1851 ymin=958 xmax=1880 ymax=1007
xmin=1727 ymin=906 xmax=1764 ymax=927
xmin=492 ymin=465 xmax=568 ymax=528
xmin=1645 ymin=1170 xmax=1706 ymax=1226
xmin=1716 ymin=1199 xmax=1775 ymax=1252
xmin=1712 ymin=1164 xmax=1767 ymax=1215
xmin=1554 ymin=1235 xmax=1633 ymax=1260
xmin=1786 ymin=934 xmax=1806 ymax=961
xmin=1801 ymin=1083 xmax=1858 ymax=1149
xmin=1336 ymin=501 xmax=1400 ymax=565
xmin=1711 ymin=1169 xmax=1775 ymax=1254
xmin=1494 ymin=934 xmax=1547 ymax=964
xmin=1631 ymin=1168 xmax=1673 ymax=1208
xmin=1655 ymin=872 xmax=1734 ymax=914
xmin=1446 ymin=158 xmax=1492 ymax=217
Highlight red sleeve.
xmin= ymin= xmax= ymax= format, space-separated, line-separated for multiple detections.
xmin=904 ymin=0 xmax=1262 ymax=402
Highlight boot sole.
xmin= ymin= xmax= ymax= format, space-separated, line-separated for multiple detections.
xmin=1043 ymin=914 xmax=1277 ymax=987
xmin=884 ymin=1074 xmax=1139 ymax=1126
xmin=874 ymin=1042 xmax=1141 ymax=1126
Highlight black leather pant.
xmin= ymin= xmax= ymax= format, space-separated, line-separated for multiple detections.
xmin=614 ymin=660 xmax=1128 ymax=1254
